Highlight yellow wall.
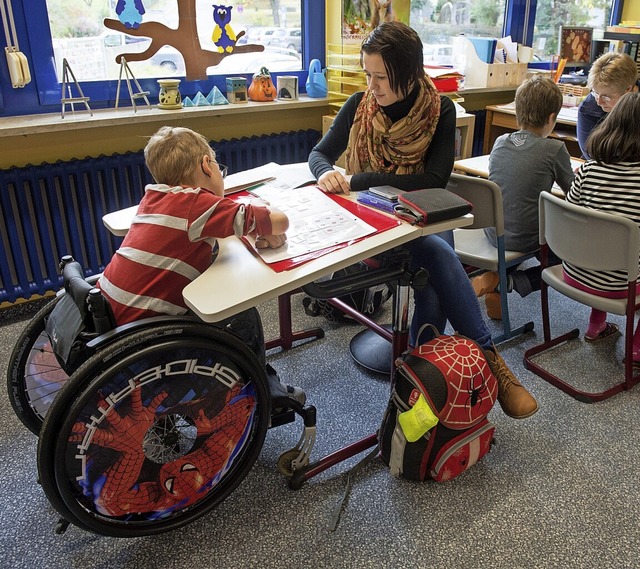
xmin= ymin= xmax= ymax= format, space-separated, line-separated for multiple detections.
xmin=622 ymin=2 xmax=640 ymax=22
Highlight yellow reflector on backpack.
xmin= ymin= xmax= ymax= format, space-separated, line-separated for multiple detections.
xmin=398 ymin=394 xmax=438 ymax=442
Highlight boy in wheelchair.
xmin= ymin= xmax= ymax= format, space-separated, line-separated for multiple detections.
xmin=98 ymin=125 xmax=305 ymax=407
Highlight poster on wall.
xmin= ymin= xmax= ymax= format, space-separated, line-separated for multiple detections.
xmin=342 ymin=0 xmax=411 ymax=44
xmin=558 ymin=26 xmax=593 ymax=65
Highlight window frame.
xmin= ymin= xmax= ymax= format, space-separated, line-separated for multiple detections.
xmin=18 ymin=0 xmax=323 ymax=111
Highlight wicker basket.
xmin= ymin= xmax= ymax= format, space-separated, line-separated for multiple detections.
xmin=558 ymin=84 xmax=590 ymax=97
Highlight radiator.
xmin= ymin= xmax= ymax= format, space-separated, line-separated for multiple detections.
xmin=0 ymin=129 xmax=321 ymax=304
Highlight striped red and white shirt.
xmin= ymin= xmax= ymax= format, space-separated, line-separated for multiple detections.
xmin=564 ymin=160 xmax=640 ymax=292
xmin=98 ymin=184 xmax=273 ymax=324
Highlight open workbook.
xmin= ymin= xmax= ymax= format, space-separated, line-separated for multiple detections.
xmin=224 ymin=162 xmax=316 ymax=195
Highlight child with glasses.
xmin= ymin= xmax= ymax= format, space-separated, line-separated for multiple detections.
xmin=98 ymin=126 xmax=303 ymax=402
xmin=565 ymin=92 xmax=640 ymax=350
xmin=577 ymin=52 xmax=639 ymax=160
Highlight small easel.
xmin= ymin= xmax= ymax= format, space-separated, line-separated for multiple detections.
xmin=115 ymin=56 xmax=151 ymax=112
xmin=60 ymin=58 xmax=92 ymax=119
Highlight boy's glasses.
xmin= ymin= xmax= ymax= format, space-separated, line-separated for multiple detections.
xmin=203 ymin=161 xmax=228 ymax=179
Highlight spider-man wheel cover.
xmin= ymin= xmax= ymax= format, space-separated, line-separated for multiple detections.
xmin=60 ymin=351 xmax=259 ymax=522
xmin=399 ymin=335 xmax=497 ymax=429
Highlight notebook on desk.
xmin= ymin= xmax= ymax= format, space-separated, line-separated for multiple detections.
xmin=225 ymin=162 xmax=317 ymax=195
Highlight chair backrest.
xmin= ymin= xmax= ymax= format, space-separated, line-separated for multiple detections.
xmin=539 ymin=191 xmax=640 ymax=280
xmin=446 ymin=173 xmax=504 ymax=235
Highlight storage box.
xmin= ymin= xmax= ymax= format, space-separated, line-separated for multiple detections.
xmin=463 ymin=38 xmax=527 ymax=88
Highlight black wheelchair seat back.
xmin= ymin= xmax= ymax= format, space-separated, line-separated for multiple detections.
xmin=7 ymin=256 xmax=117 ymax=435
xmin=45 ymin=255 xmax=116 ymax=373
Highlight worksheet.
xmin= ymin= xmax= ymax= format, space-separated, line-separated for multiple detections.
xmin=241 ymin=184 xmax=376 ymax=264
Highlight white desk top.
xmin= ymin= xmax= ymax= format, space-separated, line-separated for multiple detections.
xmin=454 ymin=154 xmax=584 ymax=179
xmin=182 ymin=213 xmax=473 ymax=322
xmin=490 ymin=102 xmax=579 ymax=126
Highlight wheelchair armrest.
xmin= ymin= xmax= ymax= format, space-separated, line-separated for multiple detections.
xmin=85 ymin=315 xmax=201 ymax=351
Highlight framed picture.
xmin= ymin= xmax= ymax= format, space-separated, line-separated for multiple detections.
xmin=558 ymin=26 xmax=593 ymax=65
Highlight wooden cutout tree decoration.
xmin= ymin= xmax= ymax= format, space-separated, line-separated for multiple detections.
xmin=103 ymin=0 xmax=264 ymax=81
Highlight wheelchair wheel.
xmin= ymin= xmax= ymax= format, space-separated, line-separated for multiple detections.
xmin=7 ymin=297 xmax=69 ymax=435
xmin=37 ymin=322 xmax=270 ymax=537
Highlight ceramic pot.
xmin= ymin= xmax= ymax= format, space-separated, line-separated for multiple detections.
xmin=157 ymin=79 xmax=182 ymax=109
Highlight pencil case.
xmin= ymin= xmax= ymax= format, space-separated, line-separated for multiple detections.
xmin=393 ymin=188 xmax=472 ymax=226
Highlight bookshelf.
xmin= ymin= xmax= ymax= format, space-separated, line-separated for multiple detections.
xmin=603 ymin=29 xmax=640 ymax=73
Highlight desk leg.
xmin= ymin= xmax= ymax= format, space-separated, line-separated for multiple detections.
xmin=288 ymin=278 xmax=411 ymax=489
xmin=483 ymin=109 xmax=495 ymax=155
xmin=265 ymin=289 xmax=325 ymax=351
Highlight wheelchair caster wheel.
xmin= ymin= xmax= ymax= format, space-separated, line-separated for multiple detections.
xmin=277 ymin=449 xmax=300 ymax=477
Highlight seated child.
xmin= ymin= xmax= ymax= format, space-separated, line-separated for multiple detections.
xmin=98 ymin=126 xmax=303 ymax=404
xmin=564 ymin=92 xmax=640 ymax=350
xmin=473 ymin=75 xmax=575 ymax=320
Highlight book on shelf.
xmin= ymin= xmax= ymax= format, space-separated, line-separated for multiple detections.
xmin=356 ymin=190 xmax=398 ymax=213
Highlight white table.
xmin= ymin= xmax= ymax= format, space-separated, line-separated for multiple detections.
xmin=182 ymin=212 xmax=473 ymax=322
xmin=101 ymin=178 xmax=473 ymax=323
xmin=454 ymin=154 xmax=584 ymax=197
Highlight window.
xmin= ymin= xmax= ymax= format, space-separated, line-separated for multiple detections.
xmin=22 ymin=0 xmax=322 ymax=109
xmin=531 ymin=0 xmax=610 ymax=62
xmin=47 ymin=1 xmax=303 ymax=82
xmin=410 ymin=0 xmax=506 ymax=67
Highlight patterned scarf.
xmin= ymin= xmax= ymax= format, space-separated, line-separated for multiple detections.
xmin=345 ymin=75 xmax=441 ymax=175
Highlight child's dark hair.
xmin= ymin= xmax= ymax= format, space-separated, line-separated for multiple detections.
xmin=360 ymin=21 xmax=424 ymax=100
xmin=587 ymin=92 xmax=640 ymax=163
xmin=514 ymin=75 xmax=563 ymax=129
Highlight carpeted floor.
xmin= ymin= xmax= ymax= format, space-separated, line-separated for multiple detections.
xmin=1 ymin=284 xmax=639 ymax=569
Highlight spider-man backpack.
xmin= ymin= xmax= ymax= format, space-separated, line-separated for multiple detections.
xmin=379 ymin=328 xmax=498 ymax=482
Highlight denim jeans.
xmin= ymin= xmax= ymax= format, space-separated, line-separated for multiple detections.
xmin=404 ymin=230 xmax=493 ymax=350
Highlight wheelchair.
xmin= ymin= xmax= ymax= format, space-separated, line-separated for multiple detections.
xmin=7 ymin=256 xmax=316 ymax=537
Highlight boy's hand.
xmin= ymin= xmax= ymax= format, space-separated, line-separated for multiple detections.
xmin=255 ymin=234 xmax=287 ymax=249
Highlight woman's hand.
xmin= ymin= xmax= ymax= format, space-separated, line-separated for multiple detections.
xmin=255 ymin=234 xmax=287 ymax=249
xmin=317 ymin=170 xmax=352 ymax=195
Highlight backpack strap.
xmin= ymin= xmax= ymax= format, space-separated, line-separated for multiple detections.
xmin=328 ymin=444 xmax=380 ymax=531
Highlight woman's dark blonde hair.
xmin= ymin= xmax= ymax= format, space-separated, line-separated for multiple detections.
xmin=587 ymin=92 xmax=640 ymax=163
xmin=587 ymin=52 xmax=638 ymax=93
xmin=144 ymin=126 xmax=214 ymax=186
xmin=360 ymin=21 xmax=424 ymax=100
xmin=515 ymin=74 xmax=563 ymax=129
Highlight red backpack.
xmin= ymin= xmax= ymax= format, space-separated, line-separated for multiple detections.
xmin=379 ymin=331 xmax=497 ymax=481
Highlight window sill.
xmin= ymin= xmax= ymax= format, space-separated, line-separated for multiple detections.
xmin=0 ymin=96 xmax=330 ymax=168
xmin=0 ymin=95 xmax=330 ymax=138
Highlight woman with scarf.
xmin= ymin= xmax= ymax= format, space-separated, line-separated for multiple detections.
xmin=308 ymin=21 xmax=538 ymax=420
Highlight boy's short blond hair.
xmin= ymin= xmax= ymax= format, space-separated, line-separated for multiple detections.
xmin=144 ymin=126 xmax=215 ymax=186
xmin=587 ymin=52 xmax=638 ymax=93
xmin=515 ymin=75 xmax=563 ymax=129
